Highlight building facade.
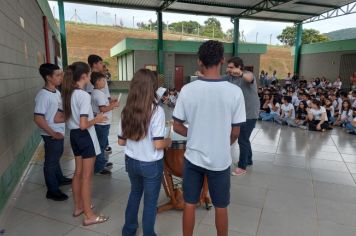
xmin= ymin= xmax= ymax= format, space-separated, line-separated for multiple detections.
xmin=0 ymin=0 xmax=60 ymax=212
xmin=111 ymin=38 xmax=267 ymax=90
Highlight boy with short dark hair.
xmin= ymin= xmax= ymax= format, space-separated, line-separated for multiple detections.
xmin=173 ymin=40 xmax=246 ymax=236
xmin=90 ymin=72 xmax=119 ymax=175
xmin=87 ymin=54 xmax=115 ymax=165
xmin=34 ymin=63 xmax=72 ymax=201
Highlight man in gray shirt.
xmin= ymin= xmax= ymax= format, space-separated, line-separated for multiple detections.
xmin=226 ymin=57 xmax=260 ymax=175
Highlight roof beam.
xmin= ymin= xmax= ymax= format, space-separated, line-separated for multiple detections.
xmin=242 ymin=15 xmax=298 ymax=23
xmin=294 ymin=1 xmax=339 ymax=9
xmin=304 ymin=2 xmax=356 ymax=23
xmin=163 ymin=8 xmax=236 ymax=17
xmin=177 ymin=0 xmax=315 ymax=16
xmin=59 ymin=0 xmax=159 ymax=11
xmin=176 ymin=0 xmax=248 ymax=10
xmin=262 ymin=8 xmax=318 ymax=16
xmin=239 ymin=0 xmax=295 ymax=17
xmin=160 ymin=0 xmax=177 ymax=11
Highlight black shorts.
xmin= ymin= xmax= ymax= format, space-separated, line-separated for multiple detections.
xmin=183 ymin=158 xmax=230 ymax=208
xmin=70 ymin=129 xmax=96 ymax=158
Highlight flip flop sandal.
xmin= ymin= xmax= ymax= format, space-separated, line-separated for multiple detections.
xmin=83 ymin=215 xmax=109 ymax=226
xmin=72 ymin=204 xmax=95 ymax=217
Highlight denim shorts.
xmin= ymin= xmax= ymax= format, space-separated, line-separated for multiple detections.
xmin=70 ymin=129 xmax=96 ymax=158
xmin=183 ymin=158 xmax=230 ymax=208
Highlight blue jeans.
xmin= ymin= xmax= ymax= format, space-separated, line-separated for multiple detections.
xmin=122 ymin=156 xmax=163 ymax=236
xmin=236 ymin=119 xmax=256 ymax=170
xmin=345 ymin=122 xmax=356 ymax=131
xmin=94 ymin=125 xmax=110 ymax=173
xmin=41 ymin=135 xmax=65 ymax=193
xmin=260 ymin=112 xmax=277 ymax=121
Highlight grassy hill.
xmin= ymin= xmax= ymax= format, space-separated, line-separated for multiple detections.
xmin=260 ymin=46 xmax=294 ymax=80
xmin=66 ymin=22 xmax=208 ymax=79
xmin=66 ymin=22 xmax=293 ymax=80
xmin=325 ymin=27 xmax=356 ymax=41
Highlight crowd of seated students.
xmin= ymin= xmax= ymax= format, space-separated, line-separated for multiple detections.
xmin=257 ymin=76 xmax=356 ymax=135
xmin=158 ymin=87 xmax=179 ymax=108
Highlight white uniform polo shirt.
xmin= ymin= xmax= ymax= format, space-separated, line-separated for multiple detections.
xmin=67 ymin=89 xmax=101 ymax=155
xmin=34 ymin=88 xmax=65 ymax=136
xmin=118 ymin=106 xmax=166 ymax=162
xmin=91 ymin=89 xmax=112 ymax=125
xmin=173 ymin=77 xmax=246 ymax=171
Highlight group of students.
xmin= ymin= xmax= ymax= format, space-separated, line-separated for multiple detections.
xmin=259 ymin=70 xmax=300 ymax=88
xmin=159 ymin=87 xmax=179 ymax=107
xmin=34 ymin=55 xmax=118 ymax=226
xmin=258 ymin=80 xmax=356 ymax=134
xmin=117 ymin=42 xmax=249 ymax=236
xmin=34 ymin=40 xmax=250 ymax=236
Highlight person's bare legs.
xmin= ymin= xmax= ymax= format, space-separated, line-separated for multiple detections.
xmin=183 ymin=203 xmax=196 ymax=236
xmin=73 ymin=156 xmax=83 ymax=215
xmin=82 ymin=157 xmax=96 ymax=219
xmin=215 ymin=207 xmax=228 ymax=236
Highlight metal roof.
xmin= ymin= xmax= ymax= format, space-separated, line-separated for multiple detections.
xmin=59 ymin=0 xmax=356 ymax=23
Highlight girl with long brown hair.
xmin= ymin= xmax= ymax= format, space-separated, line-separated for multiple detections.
xmin=61 ymin=61 xmax=109 ymax=226
xmin=118 ymin=69 xmax=171 ymax=236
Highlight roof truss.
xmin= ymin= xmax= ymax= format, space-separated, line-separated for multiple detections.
xmin=304 ymin=1 xmax=356 ymax=23
xmin=57 ymin=0 xmax=356 ymax=23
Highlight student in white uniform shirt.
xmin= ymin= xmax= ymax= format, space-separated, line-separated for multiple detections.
xmin=90 ymin=72 xmax=119 ymax=175
xmin=61 ymin=62 xmax=109 ymax=226
xmin=34 ymin=63 xmax=72 ymax=201
xmin=335 ymin=100 xmax=353 ymax=126
xmin=118 ymin=69 xmax=171 ymax=236
xmin=307 ymin=99 xmax=329 ymax=131
xmin=284 ymin=72 xmax=292 ymax=87
xmin=345 ymin=111 xmax=356 ymax=134
xmin=275 ymin=95 xmax=295 ymax=126
xmin=173 ymin=40 xmax=246 ymax=236
xmin=333 ymin=77 xmax=342 ymax=89
xmin=87 ymin=55 xmax=115 ymax=164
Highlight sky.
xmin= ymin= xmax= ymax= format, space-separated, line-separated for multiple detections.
xmin=48 ymin=1 xmax=356 ymax=45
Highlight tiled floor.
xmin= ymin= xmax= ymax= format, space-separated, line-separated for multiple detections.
xmin=1 ymin=93 xmax=356 ymax=236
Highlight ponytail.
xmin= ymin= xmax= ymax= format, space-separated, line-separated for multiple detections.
xmin=61 ymin=62 xmax=90 ymax=121
xmin=62 ymin=65 xmax=75 ymax=121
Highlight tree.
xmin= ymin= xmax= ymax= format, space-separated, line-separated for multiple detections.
xmin=303 ymin=29 xmax=329 ymax=44
xmin=277 ymin=26 xmax=329 ymax=46
xmin=226 ymin=28 xmax=233 ymax=41
xmin=168 ymin=21 xmax=201 ymax=34
xmin=201 ymin=17 xmax=225 ymax=39
xmin=137 ymin=20 xmax=167 ymax=31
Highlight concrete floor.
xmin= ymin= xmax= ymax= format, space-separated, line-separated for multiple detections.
xmin=1 ymin=94 xmax=356 ymax=236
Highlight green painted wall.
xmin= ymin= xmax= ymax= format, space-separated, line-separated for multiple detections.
xmin=0 ymin=0 xmax=59 ymax=214
xmin=111 ymin=38 xmax=267 ymax=57
xmin=292 ymin=38 xmax=356 ymax=55
xmin=0 ymin=130 xmax=41 ymax=213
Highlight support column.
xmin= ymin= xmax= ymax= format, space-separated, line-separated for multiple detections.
xmin=233 ymin=18 xmax=240 ymax=57
xmin=58 ymin=0 xmax=68 ymax=68
xmin=293 ymin=22 xmax=303 ymax=74
xmin=157 ymin=11 xmax=164 ymax=75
